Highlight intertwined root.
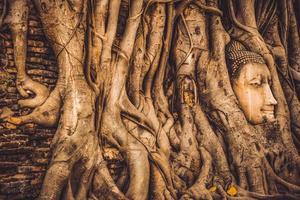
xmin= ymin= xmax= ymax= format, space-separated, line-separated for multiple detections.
xmin=5 ymin=87 xmax=61 ymax=127
xmin=179 ymin=147 xmax=213 ymax=200
xmin=1 ymin=0 xmax=300 ymax=200
xmin=17 ymin=77 xmax=50 ymax=108
xmin=4 ymin=0 xmax=50 ymax=109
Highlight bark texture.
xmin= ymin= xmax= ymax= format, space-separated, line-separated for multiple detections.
xmin=0 ymin=0 xmax=300 ymax=200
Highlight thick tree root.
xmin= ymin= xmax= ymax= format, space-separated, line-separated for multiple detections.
xmin=263 ymin=158 xmax=300 ymax=194
xmin=120 ymin=89 xmax=156 ymax=135
xmin=91 ymin=156 xmax=128 ymax=200
xmin=216 ymin=185 xmax=300 ymax=200
xmin=3 ymin=1 xmax=300 ymax=199
xmin=237 ymin=186 xmax=300 ymax=200
xmin=17 ymin=77 xmax=50 ymax=108
xmin=6 ymin=88 xmax=61 ymax=127
xmin=7 ymin=0 xmax=49 ymax=107
xmin=38 ymin=75 xmax=98 ymax=200
xmin=180 ymin=147 xmax=213 ymax=200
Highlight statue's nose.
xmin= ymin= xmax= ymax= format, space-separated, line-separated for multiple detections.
xmin=265 ymin=85 xmax=277 ymax=106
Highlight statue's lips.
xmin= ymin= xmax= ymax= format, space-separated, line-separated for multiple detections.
xmin=262 ymin=111 xmax=275 ymax=120
xmin=261 ymin=109 xmax=276 ymax=122
xmin=261 ymin=109 xmax=274 ymax=112
xmin=261 ymin=108 xmax=275 ymax=116
xmin=261 ymin=106 xmax=275 ymax=113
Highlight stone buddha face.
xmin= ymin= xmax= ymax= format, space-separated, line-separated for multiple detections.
xmin=232 ymin=62 xmax=278 ymax=124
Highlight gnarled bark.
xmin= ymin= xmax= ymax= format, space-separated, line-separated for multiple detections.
xmin=0 ymin=0 xmax=300 ymax=199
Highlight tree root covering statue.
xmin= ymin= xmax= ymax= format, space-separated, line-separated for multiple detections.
xmin=1 ymin=0 xmax=300 ymax=200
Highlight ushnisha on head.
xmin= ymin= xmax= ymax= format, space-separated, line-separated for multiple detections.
xmin=225 ymin=40 xmax=278 ymax=124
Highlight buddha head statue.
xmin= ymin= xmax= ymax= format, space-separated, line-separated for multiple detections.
xmin=226 ymin=40 xmax=278 ymax=124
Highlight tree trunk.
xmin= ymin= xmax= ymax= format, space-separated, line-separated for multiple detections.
xmin=1 ymin=0 xmax=300 ymax=200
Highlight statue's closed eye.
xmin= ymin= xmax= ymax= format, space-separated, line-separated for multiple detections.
xmin=248 ymin=78 xmax=262 ymax=87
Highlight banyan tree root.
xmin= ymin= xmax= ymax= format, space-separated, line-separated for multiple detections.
xmin=5 ymin=1 xmax=101 ymax=200
xmin=227 ymin=0 xmax=300 ymax=182
xmin=170 ymin=4 xmax=204 ymax=190
xmin=198 ymin=0 xmax=284 ymax=195
xmin=6 ymin=0 xmax=49 ymax=108
xmin=179 ymin=147 xmax=213 ymax=200
xmin=191 ymin=0 xmax=262 ymax=193
xmin=262 ymin=157 xmax=300 ymax=195
xmin=215 ymin=185 xmax=300 ymax=200
xmin=211 ymin=157 xmax=300 ymax=200
xmin=168 ymin=3 xmax=234 ymax=199
xmin=88 ymin=1 xmax=176 ymax=199
xmin=6 ymin=88 xmax=61 ymax=127
xmin=89 ymin=155 xmax=128 ymax=200
xmin=263 ymin=0 xmax=300 ymax=156
xmin=2 ymin=0 xmax=300 ymax=199
xmin=92 ymin=1 xmax=161 ymax=199
xmin=126 ymin=3 xmax=180 ymax=199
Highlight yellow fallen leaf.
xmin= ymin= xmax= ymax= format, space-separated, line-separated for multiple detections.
xmin=209 ymin=186 xmax=217 ymax=192
xmin=227 ymin=186 xmax=238 ymax=196
xmin=8 ymin=117 xmax=22 ymax=125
